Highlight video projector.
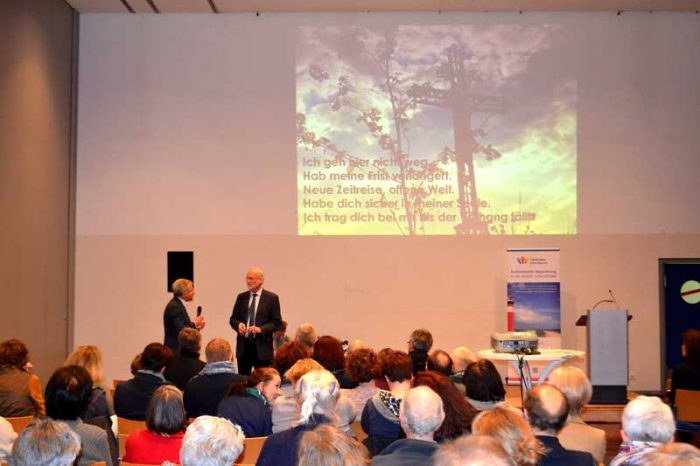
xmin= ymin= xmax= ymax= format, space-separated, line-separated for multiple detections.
xmin=490 ymin=331 xmax=539 ymax=354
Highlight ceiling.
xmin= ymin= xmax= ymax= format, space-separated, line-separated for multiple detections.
xmin=65 ymin=0 xmax=700 ymax=13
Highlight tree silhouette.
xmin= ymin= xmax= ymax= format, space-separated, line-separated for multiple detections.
xmin=297 ymin=29 xmax=505 ymax=235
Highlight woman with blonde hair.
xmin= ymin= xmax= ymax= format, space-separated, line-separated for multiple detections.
xmin=548 ymin=365 xmax=606 ymax=463
xmin=471 ymin=404 xmax=545 ymax=466
xmin=258 ymin=369 xmax=341 ymax=466
xmin=65 ymin=344 xmax=114 ymax=419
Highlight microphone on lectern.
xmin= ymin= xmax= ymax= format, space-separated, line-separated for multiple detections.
xmin=608 ymin=289 xmax=620 ymax=309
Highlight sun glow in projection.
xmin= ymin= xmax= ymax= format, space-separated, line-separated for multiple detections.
xmin=296 ymin=24 xmax=577 ymax=236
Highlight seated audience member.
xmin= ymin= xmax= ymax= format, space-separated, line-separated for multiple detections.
xmin=45 ymin=365 xmax=113 ymax=466
xmin=115 ymin=343 xmax=173 ymax=420
xmin=348 ymin=339 xmax=369 ymax=353
xmin=373 ymin=348 xmax=394 ymax=391
xmin=273 ymin=358 xmax=356 ymax=436
xmin=64 ymin=344 xmax=114 ymax=420
xmin=408 ymin=328 xmax=433 ymax=376
xmin=432 ymin=434 xmax=516 ymax=466
xmin=645 ymin=442 xmax=700 ymax=465
xmin=273 ymin=358 xmax=325 ymax=433
xmin=313 ymin=335 xmax=355 ymax=389
xmin=414 ymin=371 xmax=477 ymax=442
xmin=163 ymin=328 xmax=206 ymax=391
xmin=524 ymin=384 xmax=595 ymax=466
xmin=183 ymin=338 xmax=246 ymax=418
xmin=274 ymin=340 xmax=311 ymax=399
xmin=295 ymin=323 xmax=318 ymax=353
xmin=0 ymin=338 xmax=45 ymax=416
xmin=130 ymin=352 xmax=142 ymax=374
xmin=274 ymin=320 xmax=291 ymax=352
xmin=297 ymin=424 xmax=369 ymax=466
xmin=472 ymin=404 xmax=545 ymax=466
xmin=0 ymin=416 xmax=17 ymax=461
xmin=11 ymin=418 xmax=81 ymax=466
xmin=361 ymin=350 xmax=413 ymax=456
xmin=180 ymin=415 xmax=245 ymax=466
xmin=670 ymin=329 xmax=700 ymax=406
xmin=548 ymin=366 xmax=606 ymax=463
xmin=257 ymin=369 xmax=341 ymax=466
xmin=450 ymin=346 xmax=477 ymax=396
xmin=464 ymin=359 xmax=507 ymax=411
xmin=428 ymin=349 xmax=454 ymax=377
xmin=217 ymin=367 xmax=281 ymax=437
xmin=343 ymin=347 xmax=383 ymax=413
xmin=451 ymin=347 xmax=477 ymax=377
xmin=372 ymin=386 xmax=445 ymax=466
xmin=123 ymin=385 xmax=186 ymax=465
xmin=610 ymin=395 xmax=676 ymax=466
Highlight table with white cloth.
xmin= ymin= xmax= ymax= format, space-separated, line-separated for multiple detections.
xmin=478 ymin=348 xmax=585 ymax=393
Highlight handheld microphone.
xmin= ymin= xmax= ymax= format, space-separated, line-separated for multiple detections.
xmin=196 ymin=305 xmax=202 ymax=317
xmin=608 ymin=289 xmax=620 ymax=309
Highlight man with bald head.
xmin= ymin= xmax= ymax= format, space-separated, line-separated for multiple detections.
xmin=524 ymin=384 xmax=595 ymax=466
xmin=229 ymin=267 xmax=282 ymax=375
xmin=433 ymin=435 xmax=515 ymax=466
xmin=427 ymin=349 xmax=454 ymax=377
xmin=371 ymin=386 xmax=445 ymax=465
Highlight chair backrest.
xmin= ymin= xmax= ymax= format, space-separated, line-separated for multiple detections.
xmin=6 ymin=415 xmax=34 ymax=434
xmin=116 ymin=417 xmax=147 ymax=458
xmin=676 ymin=389 xmax=700 ymax=422
xmin=235 ymin=436 xmax=267 ymax=464
xmin=117 ymin=417 xmax=147 ymax=435
xmin=350 ymin=420 xmax=367 ymax=443
xmin=120 ymin=463 xmax=178 ymax=466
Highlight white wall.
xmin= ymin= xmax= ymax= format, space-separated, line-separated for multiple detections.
xmin=75 ymin=12 xmax=700 ymax=390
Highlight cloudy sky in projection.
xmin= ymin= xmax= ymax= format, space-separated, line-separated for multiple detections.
xmin=296 ymin=24 xmax=577 ymax=236
xmin=509 ymin=282 xmax=562 ymax=332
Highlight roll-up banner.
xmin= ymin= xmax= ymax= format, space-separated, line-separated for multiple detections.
xmin=505 ymin=248 xmax=561 ymax=384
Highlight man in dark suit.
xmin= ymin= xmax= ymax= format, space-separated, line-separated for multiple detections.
xmin=229 ymin=267 xmax=282 ymax=375
xmin=524 ymin=384 xmax=596 ymax=466
xmin=163 ymin=278 xmax=205 ymax=352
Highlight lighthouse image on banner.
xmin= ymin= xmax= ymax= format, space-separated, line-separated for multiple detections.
xmin=505 ymin=248 xmax=561 ymax=383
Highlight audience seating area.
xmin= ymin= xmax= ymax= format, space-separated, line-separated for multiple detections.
xmin=0 ymin=329 xmax=700 ymax=466
xmin=235 ymin=436 xmax=267 ymax=464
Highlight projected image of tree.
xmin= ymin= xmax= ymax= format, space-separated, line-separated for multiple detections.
xmin=297 ymin=25 xmax=576 ymax=236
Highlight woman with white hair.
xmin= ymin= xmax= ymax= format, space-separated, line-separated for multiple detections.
xmin=180 ymin=416 xmax=245 ymax=466
xmin=548 ymin=366 xmax=606 ymax=464
xmin=11 ymin=418 xmax=81 ymax=466
xmin=257 ymin=369 xmax=340 ymax=466
xmin=610 ymin=395 xmax=676 ymax=466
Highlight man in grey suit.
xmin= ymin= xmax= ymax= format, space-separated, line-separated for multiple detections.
xmin=163 ymin=278 xmax=206 ymax=352
xmin=229 ymin=267 xmax=282 ymax=375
